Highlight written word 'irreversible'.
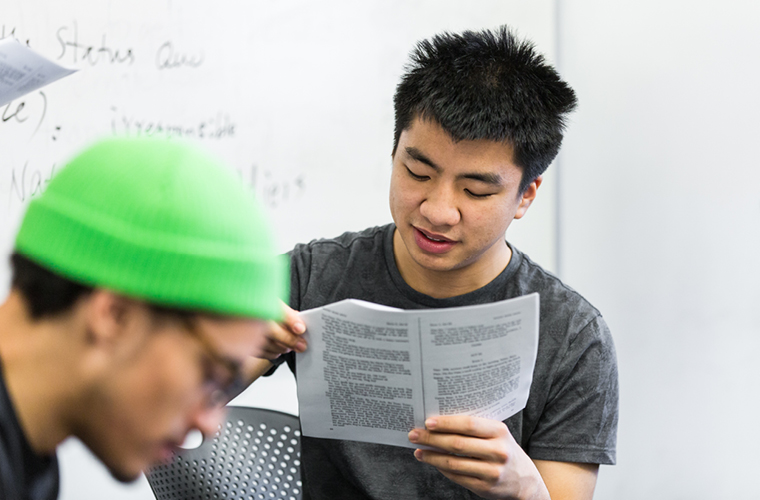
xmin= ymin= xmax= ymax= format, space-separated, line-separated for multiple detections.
xmin=56 ymin=21 xmax=134 ymax=66
xmin=111 ymin=108 xmax=235 ymax=140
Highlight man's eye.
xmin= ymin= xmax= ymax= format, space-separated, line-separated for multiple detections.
xmin=200 ymin=357 xmax=223 ymax=386
xmin=405 ymin=166 xmax=429 ymax=181
xmin=465 ymin=189 xmax=494 ymax=199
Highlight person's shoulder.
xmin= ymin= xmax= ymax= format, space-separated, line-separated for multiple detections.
xmin=291 ymin=224 xmax=389 ymax=257
xmin=287 ymin=225 xmax=393 ymax=309
xmin=511 ymin=248 xmax=606 ymax=337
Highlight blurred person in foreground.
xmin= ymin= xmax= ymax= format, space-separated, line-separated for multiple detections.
xmin=0 ymin=137 xmax=289 ymax=500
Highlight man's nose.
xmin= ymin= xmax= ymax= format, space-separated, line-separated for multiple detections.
xmin=193 ymin=404 xmax=228 ymax=438
xmin=419 ymin=186 xmax=461 ymax=227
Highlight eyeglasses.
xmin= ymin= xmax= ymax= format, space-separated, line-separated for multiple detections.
xmin=181 ymin=318 xmax=246 ymax=409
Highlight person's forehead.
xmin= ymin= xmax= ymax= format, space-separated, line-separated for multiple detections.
xmin=399 ymin=118 xmax=520 ymax=179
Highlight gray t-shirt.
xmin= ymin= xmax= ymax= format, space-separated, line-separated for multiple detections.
xmin=274 ymin=224 xmax=617 ymax=500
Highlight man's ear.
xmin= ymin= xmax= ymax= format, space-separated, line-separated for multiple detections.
xmin=85 ymin=290 xmax=133 ymax=347
xmin=79 ymin=291 xmax=156 ymax=384
xmin=514 ymin=175 xmax=542 ymax=220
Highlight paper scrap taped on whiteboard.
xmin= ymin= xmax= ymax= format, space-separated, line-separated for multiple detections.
xmin=0 ymin=38 xmax=78 ymax=107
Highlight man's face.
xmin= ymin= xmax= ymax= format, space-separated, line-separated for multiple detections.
xmin=75 ymin=303 xmax=268 ymax=482
xmin=389 ymin=117 xmax=539 ymax=293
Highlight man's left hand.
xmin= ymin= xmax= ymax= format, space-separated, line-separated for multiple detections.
xmin=408 ymin=415 xmax=549 ymax=500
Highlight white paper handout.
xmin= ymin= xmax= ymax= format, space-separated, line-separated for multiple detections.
xmin=296 ymin=293 xmax=539 ymax=448
xmin=0 ymin=38 xmax=78 ymax=107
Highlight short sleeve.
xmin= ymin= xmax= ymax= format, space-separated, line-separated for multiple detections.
xmin=526 ymin=315 xmax=618 ymax=464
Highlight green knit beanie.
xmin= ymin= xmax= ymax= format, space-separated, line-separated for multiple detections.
xmin=14 ymin=137 xmax=287 ymax=320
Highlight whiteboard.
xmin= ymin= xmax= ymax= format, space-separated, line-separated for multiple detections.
xmin=0 ymin=0 xmax=559 ymax=290
xmin=0 ymin=2 xmax=556 ymax=499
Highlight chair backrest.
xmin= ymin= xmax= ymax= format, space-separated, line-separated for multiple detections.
xmin=146 ymin=406 xmax=302 ymax=500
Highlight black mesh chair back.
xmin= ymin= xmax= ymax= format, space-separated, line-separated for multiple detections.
xmin=146 ymin=406 xmax=302 ymax=500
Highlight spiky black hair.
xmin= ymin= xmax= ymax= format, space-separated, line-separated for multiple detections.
xmin=393 ymin=26 xmax=577 ymax=192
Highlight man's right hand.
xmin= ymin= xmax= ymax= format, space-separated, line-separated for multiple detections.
xmin=240 ymin=302 xmax=307 ymax=386
xmin=259 ymin=301 xmax=307 ymax=360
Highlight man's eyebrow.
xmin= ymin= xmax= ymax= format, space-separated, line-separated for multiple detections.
xmin=404 ymin=146 xmax=503 ymax=185
xmin=405 ymin=147 xmax=441 ymax=171
xmin=460 ymin=171 xmax=503 ymax=185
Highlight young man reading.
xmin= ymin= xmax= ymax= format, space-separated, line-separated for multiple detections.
xmin=0 ymin=138 xmax=290 ymax=499
xmin=260 ymin=26 xmax=618 ymax=500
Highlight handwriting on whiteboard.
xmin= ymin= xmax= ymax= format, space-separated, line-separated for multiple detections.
xmin=56 ymin=21 xmax=135 ymax=66
xmin=1 ymin=91 xmax=47 ymax=139
xmin=110 ymin=107 xmax=236 ymax=140
xmin=1 ymin=25 xmax=30 ymax=46
xmin=155 ymin=42 xmax=204 ymax=70
xmin=238 ymin=165 xmax=307 ymax=209
xmin=7 ymin=161 xmax=57 ymax=206
xmin=1 ymin=20 xmax=306 ymax=213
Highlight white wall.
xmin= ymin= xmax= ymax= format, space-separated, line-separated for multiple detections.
xmin=558 ymin=1 xmax=760 ymax=499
